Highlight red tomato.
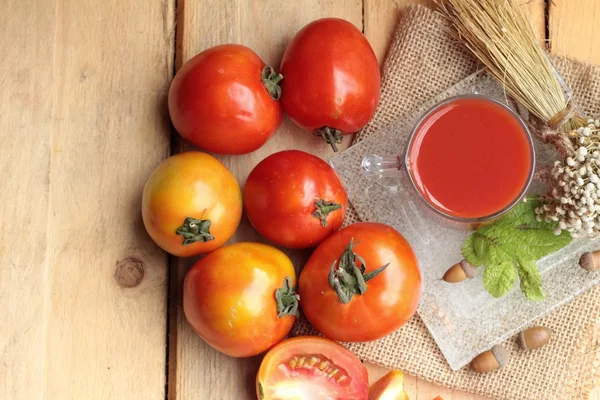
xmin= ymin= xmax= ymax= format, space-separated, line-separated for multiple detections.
xmin=280 ymin=18 xmax=380 ymax=151
xmin=299 ymin=222 xmax=421 ymax=342
xmin=243 ymin=150 xmax=348 ymax=249
xmin=256 ymin=336 xmax=369 ymax=400
xmin=141 ymin=151 xmax=242 ymax=257
xmin=168 ymin=44 xmax=283 ymax=155
xmin=368 ymin=370 xmax=409 ymax=400
xmin=183 ymin=242 xmax=298 ymax=357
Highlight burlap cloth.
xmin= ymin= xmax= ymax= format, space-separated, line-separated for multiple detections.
xmin=293 ymin=5 xmax=600 ymax=400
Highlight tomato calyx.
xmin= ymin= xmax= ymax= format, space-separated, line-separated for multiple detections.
xmin=312 ymin=198 xmax=342 ymax=227
xmin=261 ymin=66 xmax=283 ymax=101
xmin=275 ymin=276 xmax=300 ymax=317
xmin=328 ymin=240 xmax=389 ymax=304
xmin=315 ymin=127 xmax=344 ymax=152
xmin=175 ymin=216 xmax=215 ymax=245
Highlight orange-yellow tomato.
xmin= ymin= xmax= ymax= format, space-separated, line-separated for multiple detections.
xmin=183 ymin=242 xmax=298 ymax=357
xmin=141 ymin=151 xmax=242 ymax=257
xmin=368 ymin=370 xmax=409 ymax=400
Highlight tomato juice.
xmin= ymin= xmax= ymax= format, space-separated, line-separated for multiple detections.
xmin=407 ymin=96 xmax=533 ymax=220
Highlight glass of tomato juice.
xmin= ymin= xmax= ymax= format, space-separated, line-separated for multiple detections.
xmin=361 ymin=95 xmax=535 ymax=224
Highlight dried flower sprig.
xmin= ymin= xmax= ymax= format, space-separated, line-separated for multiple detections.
xmin=536 ymin=119 xmax=600 ymax=237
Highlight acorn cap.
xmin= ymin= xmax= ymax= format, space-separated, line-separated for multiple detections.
xmin=443 ymin=260 xmax=478 ymax=283
xmin=459 ymin=260 xmax=477 ymax=279
xmin=490 ymin=345 xmax=509 ymax=368
xmin=470 ymin=345 xmax=509 ymax=373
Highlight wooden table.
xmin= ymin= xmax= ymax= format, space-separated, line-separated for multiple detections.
xmin=2 ymin=0 xmax=599 ymax=399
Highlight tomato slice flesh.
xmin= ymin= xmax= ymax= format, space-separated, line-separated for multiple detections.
xmin=368 ymin=370 xmax=409 ymax=400
xmin=257 ymin=336 xmax=368 ymax=400
xmin=266 ymin=374 xmax=349 ymax=400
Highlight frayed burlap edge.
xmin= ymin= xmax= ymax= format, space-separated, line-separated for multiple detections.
xmin=292 ymin=5 xmax=600 ymax=400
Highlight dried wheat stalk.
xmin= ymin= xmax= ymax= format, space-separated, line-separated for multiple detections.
xmin=436 ymin=0 xmax=588 ymax=137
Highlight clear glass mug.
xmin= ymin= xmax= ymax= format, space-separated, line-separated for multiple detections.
xmin=360 ymin=95 xmax=536 ymax=228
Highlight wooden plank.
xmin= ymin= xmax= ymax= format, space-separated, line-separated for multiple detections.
xmin=518 ymin=0 xmax=546 ymax=46
xmin=0 ymin=1 xmax=55 ymax=398
xmin=364 ymin=0 xmax=435 ymax=63
xmin=0 ymin=0 xmax=175 ymax=399
xmin=549 ymin=0 xmax=600 ymax=65
xmin=550 ymin=3 xmax=600 ymax=398
xmin=362 ymin=0 xmax=546 ymax=399
xmin=169 ymin=1 xmax=364 ymax=399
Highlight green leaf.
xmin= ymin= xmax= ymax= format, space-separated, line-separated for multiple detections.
xmin=513 ymin=218 xmax=572 ymax=260
xmin=469 ymin=200 xmax=538 ymax=264
xmin=498 ymin=197 xmax=539 ymax=226
xmin=516 ymin=256 xmax=546 ymax=301
xmin=493 ymin=197 xmax=571 ymax=260
xmin=483 ymin=261 xmax=517 ymax=298
xmin=471 ymin=224 xmax=518 ymax=264
xmin=458 ymin=197 xmax=572 ymax=300
xmin=461 ymin=233 xmax=486 ymax=266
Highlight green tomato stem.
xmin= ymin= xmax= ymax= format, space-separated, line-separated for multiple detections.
xmin=312 ymin=198 xmax=342 ymax=227
xmin=175 ymin=216 xmax=214 ymax=245
xmin=261 ymin=66 xmax=283 ymax=100
xmin=328 ymin=239 xmax=389 ymax=304
xmin=275 ymin=276 xmax=299 ymax=317
xmin=316 ymin=127 xmax=344 ymax=152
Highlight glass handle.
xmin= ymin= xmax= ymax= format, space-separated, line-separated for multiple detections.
xmin=361 ymin=154 xmax=402 ymax=180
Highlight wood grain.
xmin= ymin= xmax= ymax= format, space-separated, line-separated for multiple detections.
xmin=0 ymin=0 xmax=175 ymax=399
xmin=549 ymin=0 xmax=600 ymax=65
xmin=0 ymin=1 xmax=55 ymax=397
xmin=364 ymin=0 xmax=435 ymax=63
xmin=518 ymin=0 xmax=547 ymax=46
xmin=169 ymin=2 xmax=364 ymax=399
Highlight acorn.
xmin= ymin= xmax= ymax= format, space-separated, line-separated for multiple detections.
xmin=470 ymin=345 xmax=509 ymax=373
xmin=579 ymin=250 xmax=600 ymax=271
xmin=442 ymin=260 xmax=477 ymax=283
xmin=518 ymin=326 xmax=552 ymax=351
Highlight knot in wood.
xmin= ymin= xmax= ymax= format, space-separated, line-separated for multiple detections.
xmin=114 ymin=258 xmax=145 ymax=288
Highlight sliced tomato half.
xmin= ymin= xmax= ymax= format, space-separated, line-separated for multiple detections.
xmin=256 ymin=336 xmax=369 ymax=400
